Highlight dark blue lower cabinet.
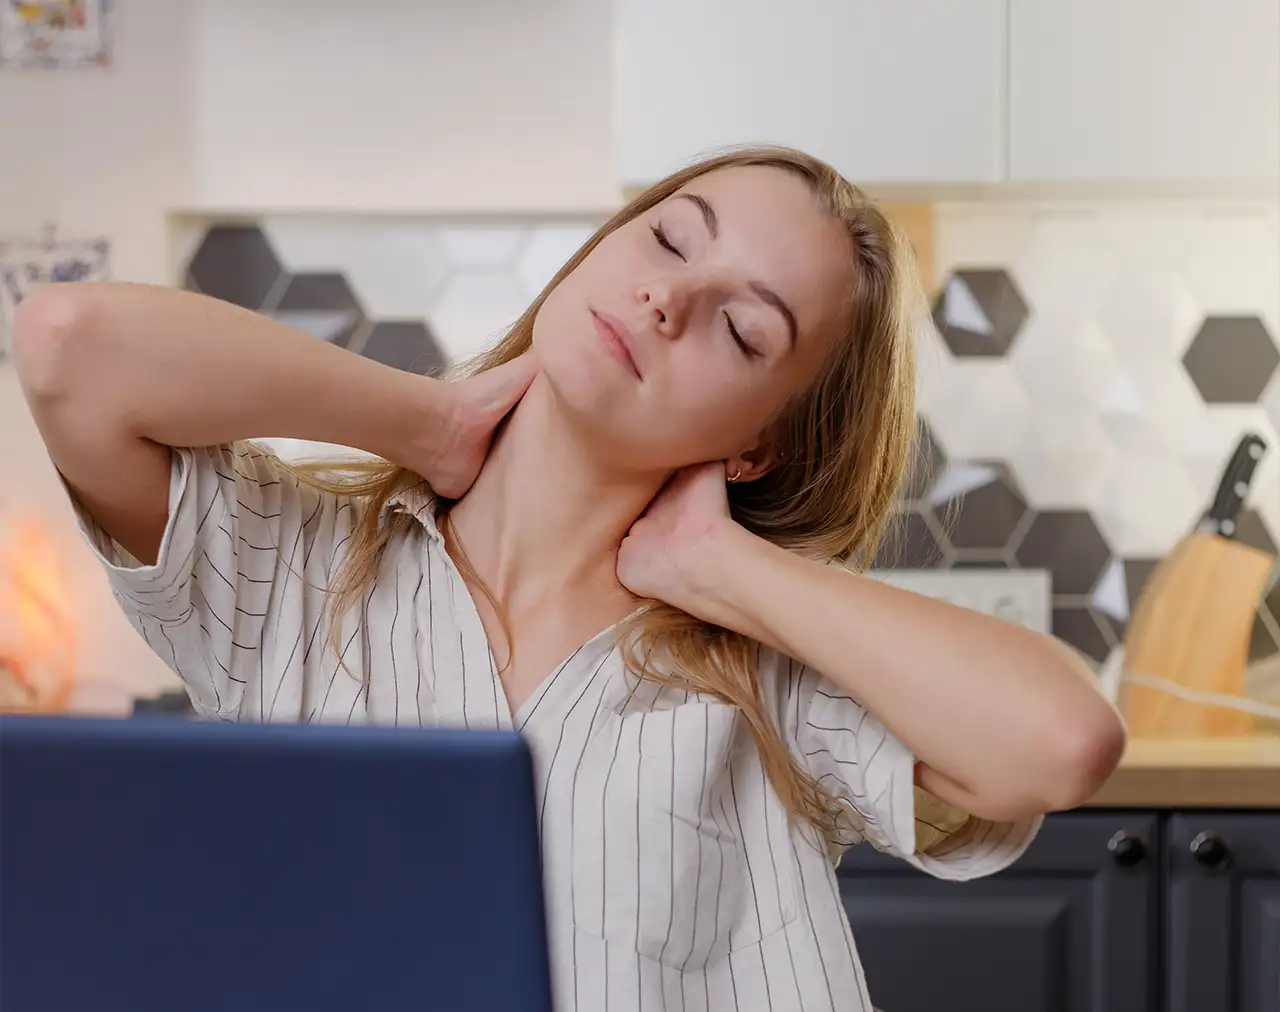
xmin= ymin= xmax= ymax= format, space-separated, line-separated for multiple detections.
xmin=1165 ymin=813 xmax=1280 ymax=1012
xmin=837 ymin=809 xmax=1280 ymax=1012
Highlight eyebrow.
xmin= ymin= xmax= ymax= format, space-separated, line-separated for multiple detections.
xmin=676 ymin=192 xmax=799 ymax=351
xmin=677 ymin=193 xmax=719 ymax=239
xmin=749 ymin=281 xmax=798 ymax=352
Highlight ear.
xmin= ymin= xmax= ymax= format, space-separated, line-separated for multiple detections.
xmin=725 ymin=440 xmax=781 ymax=484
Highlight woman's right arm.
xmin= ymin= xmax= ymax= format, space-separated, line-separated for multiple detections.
xmin=12 ymin=282 xmax=450 ymax=565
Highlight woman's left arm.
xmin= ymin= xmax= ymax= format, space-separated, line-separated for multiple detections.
xmin=619 ymin=466 xmax=1128 ymax=825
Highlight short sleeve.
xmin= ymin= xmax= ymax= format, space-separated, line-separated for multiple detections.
xmin=775 ymin=654 xmax=1043 ymax=881
xmin=65 ymin=441 xmax=356 ymax=720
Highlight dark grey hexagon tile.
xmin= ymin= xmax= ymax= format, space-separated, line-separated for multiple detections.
xmin=927 ymin=462 xmax=1029 ymax=552
xmin=1093 ymin=610 xmax=1126 ymax=649
xmin=356 ymin=320 xmax=449 ymax=376
xmin=1089 ymin=555 xmax=1162 ymax=630
xmin=902 ymin=417 xmax=944 ymax=503
xmin=1182 ymin=315 xmax=1280 ymax=404
xmin=1265 ymin=575 xmax=1280 ymax=630
xmin=1053 ymin=606 xmax=1114 ymax=664
xmin=1255 ymin=578 xmax=1280 ymax=664
xmin=1249 ymin=605 xmax=1280 ymax=664
xmin=272 ymin=310 xmax=363 ymax=346
xmin=1123 ymin=558 xmax=1162 ymax=615
xmin=1233 ymin=507 xmax=1278 ymax=556
xmin=952 ymin=555 xmax=1010 ymax=569
xmin=872 ymin=509 xmax=950 ymax=569
xmin=186 ymin=225 xmax=283 ymax=311
xmin=931 ymin=268 xmax=1030 ymax=358
xmin=1015 ymin=510 xmax=1112 ymax=596
xmin=271 ymin=272 xmax=364 ymax=347
xmin=276 ymin=272 xmax=363 ymax=313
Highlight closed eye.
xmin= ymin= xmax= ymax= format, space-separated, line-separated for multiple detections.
xmin=651 ymin=223 xmax=685 ymax=261
xmin=654 ymin=220 xmax=758 ymax=358
xmin=725 ymin=312 xmax=760 ymax=358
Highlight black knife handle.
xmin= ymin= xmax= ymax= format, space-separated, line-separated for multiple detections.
xmin=1201 ymin=432 xmax=1268 ymax=536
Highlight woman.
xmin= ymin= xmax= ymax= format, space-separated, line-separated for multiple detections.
xmin=14 ymin=146 xmax=1125 ymax=1011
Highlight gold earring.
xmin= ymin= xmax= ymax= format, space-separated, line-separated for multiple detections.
xmin=727 ymin=467 xmax=742 ymax=482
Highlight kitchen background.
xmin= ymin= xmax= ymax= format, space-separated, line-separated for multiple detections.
xmin=2 ymin=0 xmax=1278 ymax=719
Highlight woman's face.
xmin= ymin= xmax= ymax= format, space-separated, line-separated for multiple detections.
xmin=532 ymin=165 xmax=855 ymax=475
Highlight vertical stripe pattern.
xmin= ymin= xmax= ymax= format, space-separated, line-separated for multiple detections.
xmin=67 ymin=442 xmax=1043 ymax=1012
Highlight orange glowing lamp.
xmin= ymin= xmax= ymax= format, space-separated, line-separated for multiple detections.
xmin=0 ymin=509 xmax=76 ymax=712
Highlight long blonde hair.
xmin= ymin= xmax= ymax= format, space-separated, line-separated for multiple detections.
xmin=291 ymin=145 xmax=923 ymax=843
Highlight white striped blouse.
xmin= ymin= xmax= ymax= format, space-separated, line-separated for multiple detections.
xmin=68 ymin=442 xmax=1043 ymax=1012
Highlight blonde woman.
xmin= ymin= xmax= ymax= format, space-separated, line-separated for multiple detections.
xmin=14 ymin=147 xmax=1125 ymax=1011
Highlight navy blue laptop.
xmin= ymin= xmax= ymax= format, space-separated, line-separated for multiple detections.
xmin=0 ymin=715 xmax=554 ymax=1012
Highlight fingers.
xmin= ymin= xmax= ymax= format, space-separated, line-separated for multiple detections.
xmin=657 ymin=461 xmax=727 ymax=498
xmin=689 ymin=460 xmax=729 ymax=484
xmin=471 ymin=352 xmax=539 ymax=418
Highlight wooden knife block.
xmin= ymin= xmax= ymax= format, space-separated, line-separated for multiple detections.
xmin=1120 ymin=533 xmax=1276 ymax=737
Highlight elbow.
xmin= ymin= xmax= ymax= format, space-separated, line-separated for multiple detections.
xmin=1043 ymin=701 xmax=1128 ymax=813
xmin=11 ymin=284 xmax=97 ymax=404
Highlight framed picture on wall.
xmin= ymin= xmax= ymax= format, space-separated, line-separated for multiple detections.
xmin=0 ymin=0 xmax=112 ymax=70
xmin=0 ymin=228 xmax=111 ymax=360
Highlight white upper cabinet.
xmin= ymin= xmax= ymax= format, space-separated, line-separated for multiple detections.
xmin=614 ymin=0 xmax=1008 ymax=188
xmin=1008 ymin=0 xmax=1280 ymax=184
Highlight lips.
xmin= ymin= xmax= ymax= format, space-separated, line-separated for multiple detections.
xmin=591 ymin=309 xmax=641 ymax=379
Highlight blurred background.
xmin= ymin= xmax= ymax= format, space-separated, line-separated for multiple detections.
xmin=2 ymin=5 xmax=1279 ymax=1009
xmin=0 ymin=0 xmax=1277 ymax=723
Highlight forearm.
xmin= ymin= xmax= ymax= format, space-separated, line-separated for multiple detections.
xmin=14 ymin=282 xmax=440 ymax=460
xmin=698 ymin=527 xmax=1126 ymax=819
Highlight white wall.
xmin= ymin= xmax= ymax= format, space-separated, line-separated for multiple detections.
xmin=1 ymin=0 xmax=616 ymax=711
xmin=1 ymin=0 xmax=197 ymax=709
xmin=189 ymin=0 xmax=617 ymax=213
xmin=0 ymin=0 xmax=195 ymax=283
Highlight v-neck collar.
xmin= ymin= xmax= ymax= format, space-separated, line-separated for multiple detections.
xmin=392 ymin=486 xmax=644 ymax=731
xmin=436 ymin=536 xmax=643 ymax=732
xmin=510 ymin=615 xmax=638 ymax=731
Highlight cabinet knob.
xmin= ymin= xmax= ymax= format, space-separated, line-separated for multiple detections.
xmin=1190 ymin=831 xmax=1232 ymax=872
xmin=1107 ymin=830 xmax=1148 ymax=867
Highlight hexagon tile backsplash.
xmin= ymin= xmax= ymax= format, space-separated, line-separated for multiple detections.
xmin=176 ymin=201 xmax=1280 ymax=672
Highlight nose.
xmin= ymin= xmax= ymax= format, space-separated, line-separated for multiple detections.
xmin=637 ymin=275 xmax=689 ymax=340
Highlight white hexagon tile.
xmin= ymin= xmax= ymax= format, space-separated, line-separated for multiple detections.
xmin=1265 ymin=375 xmax=1280 ymax=439
xmin=516 ymin=224 xmax=598 ymax=299
xmin=1184 ymin=213 xmax=1280 ymax=320
xmin=262 ymin=218 xmax=451 ymax=321
xmin=1010 ymin=214 xmax=1122 ymax=317
xmin=1093 ymin=452 xmax=1202 ymax=556
xmin=1095 ymin=268 xmax=1201 ymax=361
xmin=430 ymin=270 xmax=533 ymax=362
xmin=1008 ymin=315 xmax=1118 ymax=413
xmin=1100 ymin=207 xmax=1199 ymax=275
xmin=1096 ymin=359 xmax=1208 ymax=456
xmin=925 ymin=360 xmax=1033 ymax=461
xmin=438 ymin=225 xmax=526 ymax=269
xmin=1010 ymin=411 xmax=1116 ymax=511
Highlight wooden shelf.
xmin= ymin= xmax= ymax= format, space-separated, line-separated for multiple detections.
xmin=1085 ymin=736 xmax=1280 ymax=808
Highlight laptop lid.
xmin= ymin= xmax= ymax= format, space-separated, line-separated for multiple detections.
xmin=0 ymin=715 xmax=554 ymax=1012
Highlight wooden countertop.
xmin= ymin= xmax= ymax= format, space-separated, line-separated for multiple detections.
xmin=1085 ymin=737 xmax=1280 ymax=808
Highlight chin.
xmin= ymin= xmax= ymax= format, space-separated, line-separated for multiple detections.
xmin=536 ymin=321 xmax=634 ymax=408
xmin=538 ymin=367 xmax=675 ymax=467
xmin=545 ymin=364 xmax=633 ymax=439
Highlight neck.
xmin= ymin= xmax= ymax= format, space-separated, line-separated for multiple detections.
xmin=445 ymin=377 xmax=666 ymax=618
